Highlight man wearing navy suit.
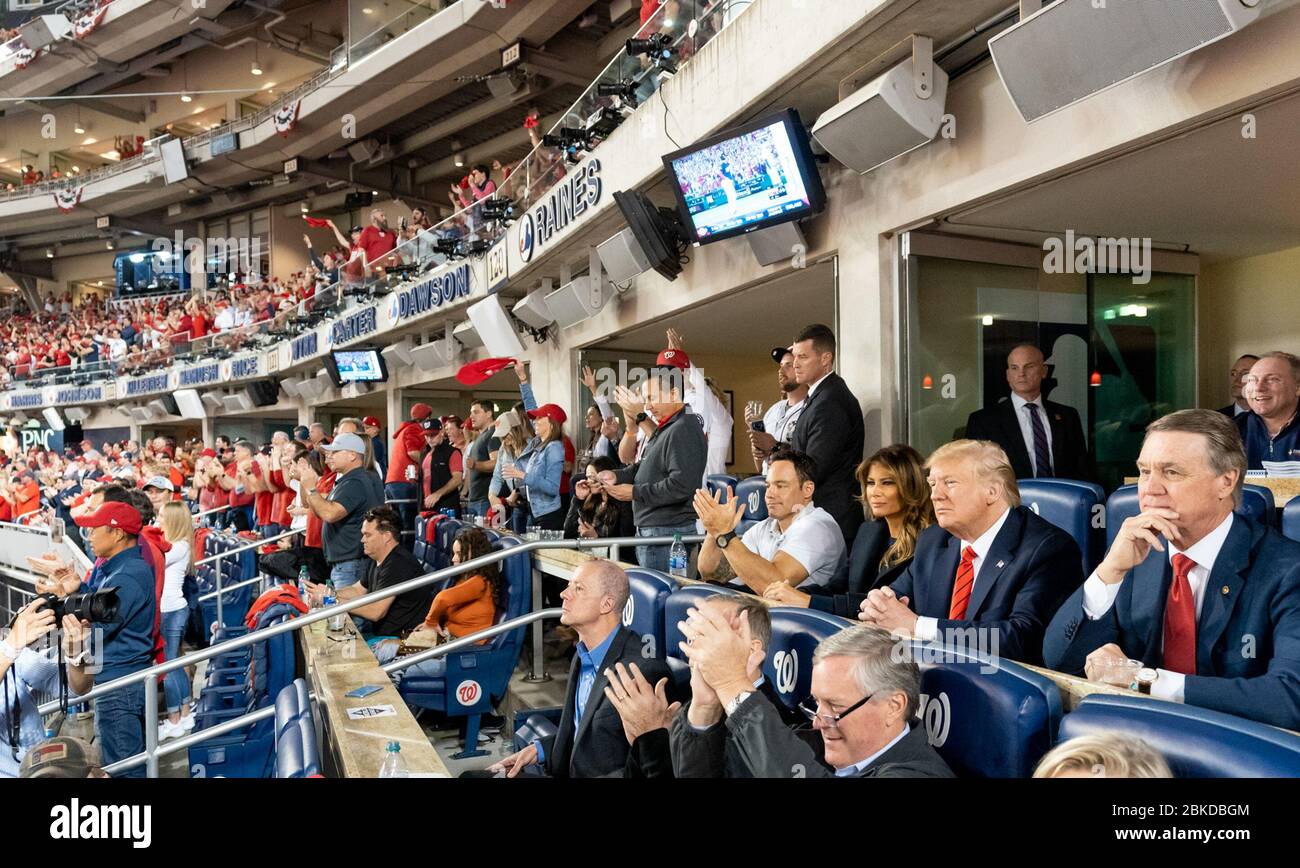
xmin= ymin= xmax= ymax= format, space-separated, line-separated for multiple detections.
xmin=1044 ymin=409 xmax=1300 ymax=731
xmin=965 ymin=343 xmax=1091 ymax=482
xmin=860 ymin=440 xmax=1083 ymax=666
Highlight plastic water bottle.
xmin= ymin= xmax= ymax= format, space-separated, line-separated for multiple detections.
xmin=378 ymin=740 xmax=408 ymax=778
xmin=297 ymin=565 xmax=311 ymax=608
xmin=668 ymin=532 xmax=688 ymax=579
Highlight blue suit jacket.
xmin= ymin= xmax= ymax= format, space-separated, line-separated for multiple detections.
xmin=1043 ymin=517 xmax=1300 ymax=730
xmin=890 ymin=506 xmax=1083 ymax=666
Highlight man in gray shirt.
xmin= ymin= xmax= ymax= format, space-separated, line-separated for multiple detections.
xmin=464 ymin=401 xmax=501 ymax=518
xmin=297 ymin=433 xmax=384 ymax=589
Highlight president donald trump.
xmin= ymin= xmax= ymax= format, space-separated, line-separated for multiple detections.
xmin=1044 ymin=409 xmax=1300 ymax=730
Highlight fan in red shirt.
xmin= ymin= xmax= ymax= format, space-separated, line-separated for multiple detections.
xmin=385 ymin=402 xmax=435 ymax=538
xmin=357 ymin=209 xmax=397 ymax=266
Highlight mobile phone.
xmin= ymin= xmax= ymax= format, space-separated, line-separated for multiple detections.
xmin=751 ymin=421 xmax=765 ymax=433
xmin=50 ymin=518 xmax=65 ymax=546
xmin=345 ymin=684 xmax=383 ymax=698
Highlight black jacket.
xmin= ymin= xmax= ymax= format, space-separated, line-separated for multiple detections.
xmin=563 ymin=493 xmax=635 ymax=541
xmin=809 ymin=519 xmax=913 ymax=618
xmin=964 ymin=396 xmax=1090 ymax=482
xmin=789 ymin=373 xmax=865 ymax=542
xmin=541 ymin=626 xmax=671 ymax=778
xmin=669 ymin=690 xmax=953 ymax=778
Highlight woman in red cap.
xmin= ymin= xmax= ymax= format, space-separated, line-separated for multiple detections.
xmin=501 ymin=404 xmax=567 ymax=531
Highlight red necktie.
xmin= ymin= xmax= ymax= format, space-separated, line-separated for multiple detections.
xmin=1162 ymin=553 xmax=1198 ymax=675
xmin=948 ymin=546 xmax=978 ymax=620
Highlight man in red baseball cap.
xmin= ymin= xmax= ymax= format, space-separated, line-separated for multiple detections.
xmin=69 ymin=500 xmax=158 ymax=777
xmin=385 ymin=403 xmax=434 ymax=542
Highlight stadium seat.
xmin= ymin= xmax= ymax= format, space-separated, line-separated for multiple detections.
xmin=1109 ymin=482 xmax=1272 ymax=548
xmin=760 ymin=608 xmax=853 ymax=713
xmin=1241 ymin=484 xmax=1276 ymax=526
xmin=705 ymin=474 xmax=738 ymax=503
xmin=622 ymin=569 xmax=677 ymax=660
xmin=1283 ymin=498 xmax=1300 ymax=543
xmin=274 ymin=678 xmax=322 ymax=778
xmin=413 ymin=515 xmax=430 ymax=566
xmin=734 ymin=476 xmax=768 ymax=535
xmin=664 ymin=585 xmax=741 ymax=689
xmin=1017 ymin=479 xmax=1103 ymax=572
xmin=904 ymin=639 xmax=1063 ymax=778
xmin=513 ymin=706 xmax=562 ymax=752
xmin=398 ymin=536 xmax=532 ymax=758
xmin=1058 ymin=693 xmax=1300 ymax=777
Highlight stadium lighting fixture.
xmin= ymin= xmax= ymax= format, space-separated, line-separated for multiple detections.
xmin=181 ymin=93 xmax=192 ymax=103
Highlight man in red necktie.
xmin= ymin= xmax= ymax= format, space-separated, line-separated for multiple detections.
xmin=1044 ymin=409 xmax=1300 ymax=731
xmin=859 ymin=439 xmax=1083 ymax=666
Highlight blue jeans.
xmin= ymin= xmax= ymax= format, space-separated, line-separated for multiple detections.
xmin=95 ymin=679 xmax=146 ymax=778
xmin=259 ymin=523 xmax=282 ymax=540
xmin=636 ymin=524 xmax=697 ymax=573
xmin=330 ymin=558 xmax=369 ymax=590
xmin=161 ymin=608 xmax=193 ymax=714
xmin=466 ymin=500 xmax=489 ymax=518
xmin=385 ymin=482 xmax=418 ymax=548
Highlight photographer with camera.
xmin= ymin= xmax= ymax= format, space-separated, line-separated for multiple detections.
xmin=0 ymin=598 xmax=93 ymax=777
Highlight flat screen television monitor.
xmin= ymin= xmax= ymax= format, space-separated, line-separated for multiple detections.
xmin=661 ymin=108 xmax=826 ymax=246
xmin=326 ymin=347 xmax=389 ymax=386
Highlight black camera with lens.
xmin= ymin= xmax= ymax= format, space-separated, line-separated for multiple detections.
xmin=32 ymin=589 xmax=121 ymax=624
xmin=626 ymin=33 xmax=674 ymax=58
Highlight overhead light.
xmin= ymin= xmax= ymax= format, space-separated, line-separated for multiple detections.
xmin=981 ymin=315 xmax=994 ymax=326
xmin=362 ymin=6 xmax=373 ymax=12
xmin=300 ymin=202 xmax=309 ymax=213
xmin=129 ymin=253 xmax=145 ymax=264
xmin=181 ymin=93 xmax=192 ymax=103
xmin=74 ymin=123 xmax=85 ymax=135
xmin=372 ymin=190 xmax=380 ymax=196
xmin=71 ymin=165 xmax=79 ymax=172
xmin=105 ymin=241 xmax=114 ymax=250
xmin=251 ymin=61 xmax=263 ymax=76
xmin=45 ymin=249 xmax=54 ymax=258
xmin=454 ymin=152 xmax=465 ymax=168
xmin=96 ymin=280 xmax=104 ymax=286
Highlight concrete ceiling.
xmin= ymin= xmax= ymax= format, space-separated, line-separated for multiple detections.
xmin=940 ymin=85 xmax=1300 ymax=263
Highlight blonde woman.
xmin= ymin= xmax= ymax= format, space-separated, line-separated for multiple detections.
xmin=158 ymin=501 xmax=196 ymax=739
xmin=1034 ymin=733 xmax=1172 ymax=778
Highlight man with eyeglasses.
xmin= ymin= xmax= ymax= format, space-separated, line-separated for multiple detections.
xmin=675 ymin=617 xmax=953 ymax=778
xmin=1234 ymin=351 xmax=1300 ymax=469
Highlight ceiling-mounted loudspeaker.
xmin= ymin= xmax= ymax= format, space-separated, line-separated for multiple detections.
xmin=295 ymin=377 xmax=322 ymax=400
xmin=147 ymin=399 xmax=173 ymax=418
xmin=10 ymin=412 xmax=28 ymax=425
xmin=65 ymin=406 xmax=90 ymax=423
xmin=201 ymin=392 xmax=225 ymax=411
xmin=989 ymin=0 xmax=1263 ymax=123
xmin=467 ymin=294 xmax=525 ymax=357
xmin=453 ymin=320 xmax=484 ymax=350
xmin=222 ymin=393 xmax=254 ymax=413
xmin=42 ymin=407 xmax=65 ymax=432
xmin=130 ymin=406 xmax=155 ymax=423
xmin=247 ymin=380 xmax=280 ymax=407
xmin=18 ymin=14 xmax=72 ymax=51
xmin=512 ymin=282 xmax=555 ymax=329
xmin=174 ymin=389 xmax=206 ymax=419
xmin=597 ymin=227 xmax=653 ymax=284
xmin=411 ymin=339 xmax=453 ymax=371
xmin=382 ymin=338 xmax=415 ymax=368
xmin=545 ymin=248 xmax=611 ymax=329
xmin=811 ymin=52 xmax=948 ymax=174
xmin=346 ymin=140 xmax=381 ymax=163
xmin=487 ymin=71 xmax=523 ymax=100
xmin=279 ymin=376 xmax=303 ymax=397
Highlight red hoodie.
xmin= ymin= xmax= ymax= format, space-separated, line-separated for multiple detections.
xmin=138 ymin=526 xmax=172 ymax=666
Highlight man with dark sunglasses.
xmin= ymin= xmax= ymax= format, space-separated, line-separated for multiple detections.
xmin=674 ymin=619 xmax=953 ymax=778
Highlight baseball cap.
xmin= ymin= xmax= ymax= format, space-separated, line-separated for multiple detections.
xmin=770 ymin=345 xmax=793 ymax=364
xmin=320 ymin=432 xmax=368 ymax=455
xmin=74 ymin=501 xmax=143 ymax=535
xmin=656 ymin=348 xmax=690 ymax=370
xmin=493 ymin=410 xmax=519 ymax=439
xmin=292 ymin=426 xmax=310 ymax=441
xmin=526 ymin=403 xmax=568 ymax=425
xmin=456 ymin=357 xmax=517 ymax=386
xmin=19 ymin=737 xmax=100 ymax=778
xmin=421 ymin=417 xmax=444 ymax=435
xmin=410 ymin=403 xmax=434 ymax=421
xmin=362 ymin=415 xmax=381 ymax=428
xmin=143 ymin=475 xmax=175 ymax=493
xmin=201 ymin=448 xmax=218 ymax=458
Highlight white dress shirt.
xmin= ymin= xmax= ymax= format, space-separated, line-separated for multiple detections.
xmin=1010 ymin=392 xmax=1054 ymax=476
xmin=835 ymin=724 xmax=910 ymax=777
xmin=805 ymin=371 xmax=832 ymax=402
xmin=1081 ymin=512 xmax=1235 ymax=703
xmin=685 ymin=364 xmax=733 ymax=478
xmin=914 ymin=507 xmax=1012 ymax=642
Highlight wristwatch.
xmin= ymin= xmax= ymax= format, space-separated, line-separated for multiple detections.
xmin=716 ymin=531 xmax=737 ymax=549
xmin=635 ymin=412 xmax=648 ymax=424
xmin=1135 ymin=668 xmax=1157 ymax=695
xmin=724 ymin=691 xmax=753 ymax=717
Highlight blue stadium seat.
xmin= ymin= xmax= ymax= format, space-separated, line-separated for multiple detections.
xmin=623 ymin=569 xmax=677 ymax=660
xmin=664 ymin=585 xmax=741 ymax=689
xmin=1017 ymin=479 xmax=1103 ymax=573
xmin=1110 ymin=483 xmax=1273 ymax=548
xmin=513 ymin=706 xmax=562 ymax=752
xmin=413 ymin=515 xmax=430 ymax=566
xmin=734 ymin=476 xmax=768 ymax=535
xmin=274 ymin=678 xmax=322 ymax=778
xmin=904 ymin=639 xmax=1062 ymax=778
xmin=760 ymin=608 xmax=853 ymax=713
xmin=705 ymin=474 xmax=738 ymax=503
xmin=399 ymin=536 xmax=532 ymax=758
xmin=1283 ymin=498 xmax=1300 ymax=543
xmin=1058 ymin=693 xmax=1300 ymax=777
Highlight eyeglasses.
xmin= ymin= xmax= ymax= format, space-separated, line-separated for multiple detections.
xmin=797 ymin=692 xmax=875 ymax=731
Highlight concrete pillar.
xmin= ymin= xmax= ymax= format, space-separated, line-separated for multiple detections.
xmin=200 ymin=415 xmax=215 ymax=444
xmin=386 ymin=388 xmax=405 ymax=435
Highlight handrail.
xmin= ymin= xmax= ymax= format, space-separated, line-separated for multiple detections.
xmin=194 ymin=504 xmax=230 ymax=520
xmin=101 ymin=606 xmax=564 ymax=775
xmin=195 ymin=527 xmax=301 ymax=565
xmin=197 ymin=572 xmax=264 ymax=602
xmin=36 ymin=534 xmax=696 ymax=716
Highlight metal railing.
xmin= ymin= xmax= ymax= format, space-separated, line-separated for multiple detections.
xmin=32 ymin=533 xmax=701 ymax=777
xmin=198 ymin=526 xmax=303 ymax=624
xmin=102 ymin=606 xmax=563 ymax=775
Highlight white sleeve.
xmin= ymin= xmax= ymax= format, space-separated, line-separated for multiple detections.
xmin=913 ymin=617 xmax=939 ymax=642
xmin=1149 ymin=670 xmax=1186 ymax=703
xmin=593 ymin=395 xmax=614 ymax=420
xmin=1081 ymin=571 xmax=1123 ymax=620
xmin=164 ymin=539 xmax=189 ymax=571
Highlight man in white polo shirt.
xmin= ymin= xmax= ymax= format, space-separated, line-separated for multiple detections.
xmin=694 ymin=447 xmax=846 ymax=594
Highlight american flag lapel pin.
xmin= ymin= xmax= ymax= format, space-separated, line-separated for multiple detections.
xmin=996 ymin=560 xmax=1005 ymax=569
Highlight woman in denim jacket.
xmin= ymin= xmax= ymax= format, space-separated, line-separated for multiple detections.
xmin=502 ymin=403 xmax=567 ymax=531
